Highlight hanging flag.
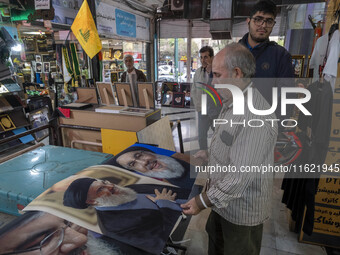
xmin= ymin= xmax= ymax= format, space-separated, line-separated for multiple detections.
xmin=71 ymin=0 xmax=102 ymax=59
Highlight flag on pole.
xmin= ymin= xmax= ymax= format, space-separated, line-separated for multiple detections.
xmin=71 ymin=0 xmax=102 ymax=59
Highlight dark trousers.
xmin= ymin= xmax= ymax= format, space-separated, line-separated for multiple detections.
xmin=206 ymin=211 xmax=263 ymax=255
xmin=198 ymin=113 xmax=211 ymax=150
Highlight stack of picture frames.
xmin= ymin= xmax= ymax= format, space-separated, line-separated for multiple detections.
xmin=160 ymin=82 xmax=191 ymax=108
xmin=115 ymin=82 xmax=155 ymax=117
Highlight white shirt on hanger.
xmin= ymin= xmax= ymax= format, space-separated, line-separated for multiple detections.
xmin=323 ymin=30 xmax=340 ymax=92
xmin=309 ymin=34 xmax=329 ymax=82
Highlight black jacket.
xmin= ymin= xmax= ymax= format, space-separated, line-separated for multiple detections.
xmin=121 ymin=68 xmax=147 ymax=82
xmin=239 ymin=33 xmax=295 ymax=119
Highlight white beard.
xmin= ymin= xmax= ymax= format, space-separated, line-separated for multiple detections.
xmin=143 ymin=155 xmax=185 ymax=179
xmin=95 ymin=186 xmax=137 ymax=207
xmin=86 ymin=234 xmax=121 ymax=255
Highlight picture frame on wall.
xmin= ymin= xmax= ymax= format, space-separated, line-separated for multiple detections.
xmin=36 ymin=62 xmax=42 ymax=73
xmin=43 ymin=62 xmax=50 ymax=73
xmin=172 ymin=92 xmax=185 ymax=108
xmin=291 ymin=55 xmax=305 ymax=78
xmin=111 ymin=72 xmax=119 ymax=83
xmin=35 ymin=55 xmax=41 ymax=62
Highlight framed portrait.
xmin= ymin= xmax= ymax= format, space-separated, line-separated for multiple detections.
xmin=161 ymin=82 xmax=179 ymax=106
xmin=97 ymin=82 xmax=115 ymax=105
xmin=137 ymin=82 xmax=155 ymax=109
xmin=29 ymin=107 xmax=50 ymax=141
xmin=115 ymin=83 xmax=134 ymax=107
xmin=36 ymin=62 xmax=42 ymax=73
xmin=111 ymin=72 xmax=119 ymax=83
xmin=172 ymin=92 xmax=185 ymax=107
xmin=291 ymin=55 xmax=305 ymax=78
xmin=35 ymin=55 xmax=41 ymax=62
xmin=43 ymin=62 xmax=50 ymax=73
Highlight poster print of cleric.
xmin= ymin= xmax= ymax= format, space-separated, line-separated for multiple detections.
xmin=24 ymin=163 xmax=192 ymax=254
xmin=106 ymin=143 xmax=197 ymax=191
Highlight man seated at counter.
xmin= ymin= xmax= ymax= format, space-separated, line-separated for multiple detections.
xmin=120 ymin=54 xmax=147 ymax=83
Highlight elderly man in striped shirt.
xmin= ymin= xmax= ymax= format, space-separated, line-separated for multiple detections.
xmin=181 ymin=43 xmax=278 ymax=255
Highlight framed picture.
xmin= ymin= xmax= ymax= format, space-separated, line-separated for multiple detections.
xmin=43 ymin=62 xmax=50 ymax=73
xmin=56 ymin=82 xmax=77 ymax=107
xmin=111 ymin=72 xmax=119 ymax=83
xmin=137 ymin=82 xmax=155 ymax=109
xmin=115 ymin=83 xmax=134 ymax=107
xmin=118 ymin=71 xmax=124 ymax=81
xmin=291 ymin=55 xmax=305 ymax=78
xmin=76 ymin=87 xmax=98 ymax=104
xmin=36 ymin=62 xmax=42 ymax=73
xmin=35 ymin=55 xmax=41 ymax=62
xmin=172 ymin=92 xmax=185 ymax=107
xmin=28 ymin=107 xmax=50 ymax=141
xmin=97 ymin=82 xmax=115 ymax=105
xmin=161 ymin=82 xmax=179 ymax=106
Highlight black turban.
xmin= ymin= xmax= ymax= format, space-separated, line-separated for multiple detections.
xmin=63 ymin=178 xmax=96 ymax=209
xmin=106 ymin=146 xmax=154 ymax=169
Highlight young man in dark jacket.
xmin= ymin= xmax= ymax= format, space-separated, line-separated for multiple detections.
xmin=239 ymin=0 xmax=295 ymax=119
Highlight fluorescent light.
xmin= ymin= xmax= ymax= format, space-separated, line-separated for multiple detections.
xmin=23 ymin=31 xmax=45 ymax=35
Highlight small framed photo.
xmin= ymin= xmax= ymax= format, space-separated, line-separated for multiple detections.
xmin=35 ymin=55 xmax=41 ymax=62
xmin=291 ymin=55 xmax=305 ymax=78
xmin=161 ymin=82 xmax=179 ymax=106
xmin=172 ymin=92 xmax=185 ymax=107
xmin=43 ymin=62 xmax=50 ymax=73
xmin=111 ymin=72 xmax=119 ymax=83
xmin=36 ymin=62 xmax=42 ymax=73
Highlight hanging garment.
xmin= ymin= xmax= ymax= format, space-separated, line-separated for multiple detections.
xmin=323 ymin=30 xmax=340 ymax=92
xmin=282 ymin=80 xmax=333 ymax=235
xmin=309 ymin=34 xmax=329 ymax=82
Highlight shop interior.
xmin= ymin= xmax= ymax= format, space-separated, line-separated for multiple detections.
xmin=0 ymin=0 xmax=339 ymax=254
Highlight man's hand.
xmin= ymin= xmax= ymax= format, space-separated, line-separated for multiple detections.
xmin=146 ymin=188 xmax=177 ymax=203
xmin=194 ymin=150 xmax=209 ymax=163
xmin=180 ymin=197 xmax=201 ymax=215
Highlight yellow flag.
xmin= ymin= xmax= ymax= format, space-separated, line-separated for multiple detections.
xmin=71 ymin=0 xmax=102 ymax=59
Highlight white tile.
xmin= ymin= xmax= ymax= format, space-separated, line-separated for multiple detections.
xmin=276 ymin=251 xmax=298 ymax=255
xmin=260 ymin=247 xmax=277 ymax=255
xmin=261 ymin=233 xmax=276 ymax=249
xmin=275 ymin=236 xmax=326 ymax=255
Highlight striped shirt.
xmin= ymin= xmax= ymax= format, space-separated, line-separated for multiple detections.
xmin=206 ymin=84 xmax=278 ymax=226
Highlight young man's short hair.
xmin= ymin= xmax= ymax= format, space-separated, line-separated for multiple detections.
xmin=199 ymin=46 xmax=214 ymax=57
xmin=250 ymin=0 xmax=277 ymax=18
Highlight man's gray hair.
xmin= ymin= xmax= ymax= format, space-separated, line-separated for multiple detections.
xmin=124 ymin=54 xmax=134 ymax=62
xmin=224 ymin=43 xmax=256 ymax=78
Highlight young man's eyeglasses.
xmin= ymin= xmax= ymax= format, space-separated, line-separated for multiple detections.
xmin=251 ymin=16 xmax=276 ymax=28
xmin=0 ymin=221 xmax=72 ymax=255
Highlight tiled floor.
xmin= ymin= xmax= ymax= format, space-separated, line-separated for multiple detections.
xmin=0 ymin=107 xmax=332 ymax=255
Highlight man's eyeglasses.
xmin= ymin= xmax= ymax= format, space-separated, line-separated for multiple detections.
xmin=1 ymin=221 xmax=72 ymax=255
xmin=251 ymin=16 xmax=276 ymax=28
